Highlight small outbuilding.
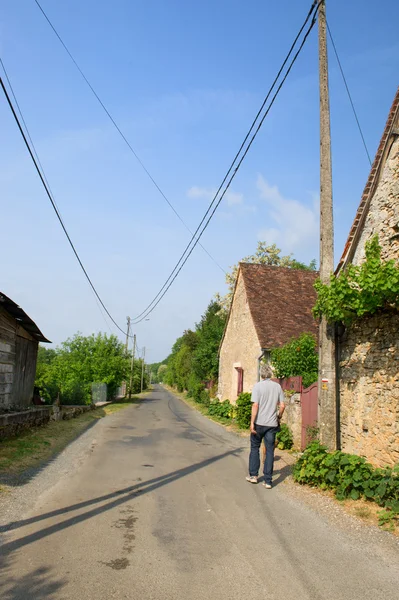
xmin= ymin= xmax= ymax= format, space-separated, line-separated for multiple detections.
xmin=218 ymin=263 xmax=318 ymax=402
xmin=0 ymin=292 xmax=50 ymax=410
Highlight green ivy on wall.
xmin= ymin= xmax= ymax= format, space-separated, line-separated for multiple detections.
xmin=313 ymin=236 xmax=399 ymax=325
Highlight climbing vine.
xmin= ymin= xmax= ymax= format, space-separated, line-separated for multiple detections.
xmin=313 ymin=236 xmax=399 ymax=325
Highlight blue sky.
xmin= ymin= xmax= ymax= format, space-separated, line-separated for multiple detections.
xmin=1 ymin=0 xmax=398 ymax=362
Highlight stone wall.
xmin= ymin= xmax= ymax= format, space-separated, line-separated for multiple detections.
xmin=339 ymin=312 xmax=399 ymax=467
xmin=351 ymin=137 xmax=399 ymax=266
xmin=0 ymin=404 xmax=96 ymax=440
xmin=281 ymin=392 xmax=302 ymax=449
xmin=218 ymin=271 xmax=261 ymax=402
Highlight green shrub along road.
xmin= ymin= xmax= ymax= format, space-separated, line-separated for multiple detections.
xmin=293 ymin=441 xmax=399 ymax=528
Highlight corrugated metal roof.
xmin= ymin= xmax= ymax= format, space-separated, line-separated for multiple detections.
xmin=0 ymin=292 xmax=51 ymax=343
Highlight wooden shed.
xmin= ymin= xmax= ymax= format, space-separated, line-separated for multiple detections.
xmin=0 ymin=292 xmax=50 ymax=410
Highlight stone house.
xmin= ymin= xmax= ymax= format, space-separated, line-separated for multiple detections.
xmin=336 ymin=87 xmax=399 ymax=467
xmin=0 ymin=292 xmax=50 ymax=411
xmin=218 ymin=263 xmax=318 ymax=402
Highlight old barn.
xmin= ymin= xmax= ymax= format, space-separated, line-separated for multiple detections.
xmin=0 ymin=292 xmax=50 ymax=410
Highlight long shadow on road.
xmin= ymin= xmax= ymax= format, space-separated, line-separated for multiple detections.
xmin=0 ymin=448 xmax=242 ymax=560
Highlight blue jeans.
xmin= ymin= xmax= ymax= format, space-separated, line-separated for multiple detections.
xmin=249 ymin=425 xmax=278 ymax=484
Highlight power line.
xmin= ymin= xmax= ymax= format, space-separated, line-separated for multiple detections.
xmin=326 ymin=20 xmax=372 ymax=166
xmin=0 ymin=75 xmax=131 ymax=338
xmin=1 ymin=57 xmax=113 ymax=335
xmin=131 ymin=2 xmax=321 ymax=324
xmin=130 ymin=0 xmax=320 ymax=324
xmin=33 ymin=0 xmax=225 ymax=275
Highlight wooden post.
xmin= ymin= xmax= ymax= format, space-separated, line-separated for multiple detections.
xmin=141 ymin=347 xmax=146 ymax=393
xmin=129 ymin=334 xmax=136 ymax=399
xmin=318 ymin=0 xmax=337 ymax=450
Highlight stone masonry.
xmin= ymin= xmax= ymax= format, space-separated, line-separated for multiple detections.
xmin=336 ymin=92 xmax=399 ymax=467
xmin=339 ymin=313 xmax=399 ymax=467
xmin=218 ymin=271 xmax=260 ymax=402
xmin=351 ymin=137 xmax=399 ymax=267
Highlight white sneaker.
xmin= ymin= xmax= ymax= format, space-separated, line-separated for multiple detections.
xmin=246 ymin=475 xmax=258 ymax=484
xmin=262 ymin=482 xmax=272 ymax=489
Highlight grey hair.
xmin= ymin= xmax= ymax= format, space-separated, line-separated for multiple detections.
xmin=260 ymin=363 xmax=273 ymax=379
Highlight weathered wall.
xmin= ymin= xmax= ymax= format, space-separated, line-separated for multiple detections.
xmin=351 ymin=137 xmax=399 ymax=266
xmin=0 ymin=307 xmax=39 ymax=410
xmin=339 ymin=313 xmax=399 ymax=467
xmin=0 ymin=404 xmax=97 ymax=440
xmin=0 ymin=308 xmax=16 ymax=409
xmin=218 ymin=272 xmax=260 ymax=402
xmin=337 ymin=134 xmax=399 ymax=467
xmin=281 ymin=392 xmax=302 ymax=449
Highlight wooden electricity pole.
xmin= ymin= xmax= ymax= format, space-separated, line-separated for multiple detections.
xmin=318 ymin=0 xmax=337 ymax=450
xmin=128 ymin=334 xmax=136 ymax=399
xmin=125 ymin=316 xmax=131 ymax=356
xmin=140 ymin=347 xmax=146 ymax=393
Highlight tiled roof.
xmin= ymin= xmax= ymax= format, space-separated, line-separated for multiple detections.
xmin=336 ymin=87 xmax=399 ymax=273
xmin=240 ymin=263 xmax=319 ymax=348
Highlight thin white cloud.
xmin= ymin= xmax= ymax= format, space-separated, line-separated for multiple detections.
xmin=256 ymin=175 xmax=319 ymax=254
xmin=187 ymin=186 xmax=244 ymax=207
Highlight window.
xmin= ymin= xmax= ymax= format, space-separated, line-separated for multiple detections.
xmin=236 ymin=367 xmax=244 ymax=395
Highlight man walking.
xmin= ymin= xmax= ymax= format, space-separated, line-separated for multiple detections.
xmin=246 ymin=364 xmax=285 ymax=488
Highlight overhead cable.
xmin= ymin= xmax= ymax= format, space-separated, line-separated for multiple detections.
xmin=326 ymin=20 xmax=372 ymax=166
xmin=131 ymin=1 xmax=321 ymax=323
xmin=33 ymin=0 xmax=225 ymax=275
xmin=0 ymin=76 xmax=131 ymax=338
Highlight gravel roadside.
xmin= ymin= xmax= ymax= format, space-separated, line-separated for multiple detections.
xmin=0 ymin=409 xmax=122 ymax=533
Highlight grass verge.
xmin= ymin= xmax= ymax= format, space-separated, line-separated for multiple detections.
xmin=0 ymin=395 xmax=145 ymax=479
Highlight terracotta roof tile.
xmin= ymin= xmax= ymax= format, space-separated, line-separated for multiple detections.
xmin=239 ymin=263 xmax=319 ymax=348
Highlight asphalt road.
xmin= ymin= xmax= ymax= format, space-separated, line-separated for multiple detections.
xmin=1 ymin=385 xmax=398 ymax=600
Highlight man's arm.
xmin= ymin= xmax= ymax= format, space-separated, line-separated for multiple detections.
xmin=250 ymin=386 xmax=259 ymax=434
xmin=250 ymin=402 xmax=259 ymax=435
xmin=277 ymin=387 xmax=286 ymax=421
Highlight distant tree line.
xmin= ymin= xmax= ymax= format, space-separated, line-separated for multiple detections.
xmin=35 ymin=332 xmax=148 ymax=405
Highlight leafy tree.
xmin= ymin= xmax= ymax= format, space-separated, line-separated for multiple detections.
xmin=193 ymin=301 xmax=226 ymax=382
xmin=163 ymin=301 xmax=226 ymax=396
xmin=35 ymin=333 xmax=137 ymax=405
xmin=216 ymin=241 xmax=317 ymax=312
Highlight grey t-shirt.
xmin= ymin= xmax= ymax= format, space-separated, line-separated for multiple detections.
xmin=251 ymin=378 xmax=285 ymax=427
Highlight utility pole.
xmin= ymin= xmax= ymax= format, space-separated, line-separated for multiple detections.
xmin=128 ymin=334 xmax=136 ymax=399
xmin=140 ymin=346 xmax=146 ymax=393
xmin=125 ymin=316 xmax=131 ymax=356
xmin=318 ymin=0 xmax=337 ymax=450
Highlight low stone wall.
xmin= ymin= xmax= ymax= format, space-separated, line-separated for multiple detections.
xmin=339 ymin=312 xmax=399 ymax=467
xmin=282 ymin=392 xmax=302 ymax=449
xmin=0 ymin=404 xmax=96 ymax=440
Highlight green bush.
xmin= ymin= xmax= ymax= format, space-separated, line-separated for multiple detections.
xmin=314 ymin=235 xmax=399 ymax=324
xmin=276 ymin=423 xmax=294 ymax=450
xmin=208 ymin=399 xmax=232 ymax=419
xmin=187 ymin=376 xmax=204 ymax=402
xmin=235 ymin=392 xmax=252 ymax=429
xmin=293 ymin=442 xmax=399 ymax=518
xmin=199 ymin=389 xmax=210 ymax=407
xmin=271 ymin=333 xmax=318 ymax=389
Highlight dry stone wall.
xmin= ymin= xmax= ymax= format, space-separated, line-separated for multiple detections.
xmin=339 ymin=312 xmax=399 ymax=467
xmin=281 ymin=392 xmax=302 ymax=449
xmin=352 ymin=137 xmax=399 ymax=267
